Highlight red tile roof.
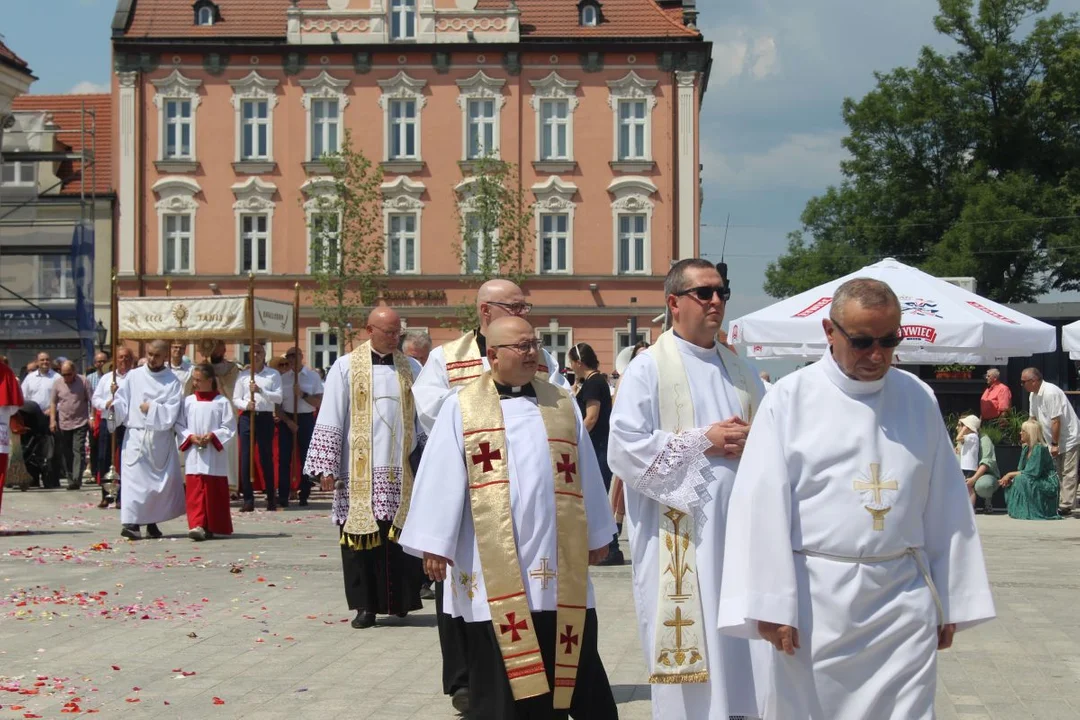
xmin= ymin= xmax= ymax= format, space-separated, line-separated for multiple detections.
xmin=10 ymin=94 xmax=114 ymax=195
xmin=0 ymin=38 xmax=33 ymax=76
xmin=119 ymin=0 xmax=698 ymax=40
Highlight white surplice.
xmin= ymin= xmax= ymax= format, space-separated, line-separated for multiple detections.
xmin=400 ymin=389 xmax=616 ymax=620
xmin=412 ymin=337 xmax=569 ymax=435
xmin=108 ymin=365 xmax=186 ymax=525
xmin=91 ymin=370 xmax=129 ymax=415
xmin=718 ymin=350 xmax=995 ymax=720
xmin=607 ymin=336 xmax=769 ymax=720
xmin=176 ymin=394 xmax=236 ymax=477
xmin=304 ymin=354 xmax=423 ymax=526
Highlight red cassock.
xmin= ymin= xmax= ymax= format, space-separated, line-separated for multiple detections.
xmin=178 ymin=392 xmax=236 ymax=535
xmin=0 ymin=362 xmax=26 ymax=514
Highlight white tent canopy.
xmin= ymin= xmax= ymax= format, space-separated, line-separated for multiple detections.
xmin=728 ymin=258 xmax=1057 ymax=364
xmin=1064 ymin=320 xmax=1080 ymax=361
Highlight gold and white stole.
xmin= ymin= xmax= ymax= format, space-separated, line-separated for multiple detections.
xmin=648 ymin=329 xmax=762 ymax=684
xmin=458 ymin=373 xmax=588 ymax=708
xmin=443 ymin=330 xmax=552 ymax=387
xmin=343 ymin=340 xmax=416 ymax=549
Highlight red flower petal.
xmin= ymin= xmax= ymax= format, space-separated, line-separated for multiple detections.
xmin=212 ymin=697 xmax=225 ymax=705
xmin=110 ymin=665 xmax=120 ymax=671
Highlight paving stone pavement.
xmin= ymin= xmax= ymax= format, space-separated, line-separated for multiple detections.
xmin=0 ymin=488 xmax=1078 ymax=719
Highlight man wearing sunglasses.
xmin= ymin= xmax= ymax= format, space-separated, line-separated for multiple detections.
xmin=608 ymin=258 xmax=767 ymax=719
xmin=720 ymin=278 xmax=994 ymax=720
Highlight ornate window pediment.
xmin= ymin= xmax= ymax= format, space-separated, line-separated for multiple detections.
xmin=152 ymin=176 xmax=201 ymax=213
xmin=231 ymin=177 xmax=277 ymax=213
xmin=230 ymin=71 xmax=279 ymax=108
xmin=300 ymin=71 xmax=350 ymax=109
xmin=152 ymin=70 xmax=202 ymax=109
xmin=382 ymin=176 xmax=426 ymax=211
xmin=532 ymin=176 xmax=578 ymax=211
xmin=606 ymin=71 xmax=658 ymax=110
xmin=377 ymin=71 xmax=427 ymax=109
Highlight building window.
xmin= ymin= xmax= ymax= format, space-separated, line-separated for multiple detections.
xmin=237 ymin=343 xmax=271 ymax=368
xmin=389 ymin=99 xmax=417 ymax=160
xmin=390 ymin=0 xmax=416 ymax=40
xmin=239 ymin=99 xmax=270 ymax=160
xmin=540 ymin=100 xmax=570 ymax=160
xmin=241 ymin=214 xmax=270 ymax=273
xmin=165 ymin=100 xmax=193 ymax=159
xmin=312 ymin=99 xmax=340 ymax=159
xmin=467 ymin=99 xmax=497 ymax=159
xmin=38 ymin=255 xmax=75 ymax=301
xmin=196 ymin=5 xmax=214 ymax=25
xmin=618 ymin=100 xmax=648 ymax=161
xmin=581 ymin=4 xmax=598 ymax=26
xmin=310 ymin=331 xmax=339 ymax=372
xmin=301 ymin=71 xmax=350 ymax=165
xmin=230 ymin=72 xmax=279 ymax=169
xmin=539 ymin=330 xmax=571 ymax=371
xmin=1 ymin=161 xmax=35 ymax=186
xmin=615 ymin=329 xmax=650 ymax=355
xmin=387 ymin=213 xmax=418 ymax=274
xmin=617 ymin=214 xmax=648 ymax=274
xmin=540 ymin=213 xmax=569 ymax=274
xmin=163 ymin=214 xmax=193 ymax=275
xmin=463 ymin=213 xmax=496 ymax=275
xmin=309 ymin=212 xmax=340 ymax=273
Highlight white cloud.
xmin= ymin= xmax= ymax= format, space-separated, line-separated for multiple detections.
xmin=707 ymin=26 xmax=781 ymax=86
xmin=701 ymin=130 xmax=848 ymax=192
xmin=68 ymin=81 xmax=109 ymax=95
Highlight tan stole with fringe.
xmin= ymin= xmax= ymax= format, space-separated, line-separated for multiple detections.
xmin=343 ymin=341 xmax=416 ymax=549
xmin=648 ymin=330 xmax=761 ymax=684
xmin=458 ymin=374 xmax=587 ymax=707
xmin=443 ymin=331 xmax=552 ymax=387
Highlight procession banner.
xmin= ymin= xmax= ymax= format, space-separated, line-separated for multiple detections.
xmin=118 ymin=295 xmax=294 ymax=342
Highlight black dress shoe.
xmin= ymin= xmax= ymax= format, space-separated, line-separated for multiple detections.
xmin=598 ymin=550 xmax=626 ymax=566
xmin=451 ymin=687 xmax=470 ymax=714
xmin=239 ymin=501 xmax=255 ymax=513
xmin=120 ymin=525 xmax=140 ymax=540
xmin=351 ymin=611 xmax=375 ymax=629
xmin=298 ymin=499 xmax=309 ymax=507
xmin=146 ymin=524 xmax=163 ymax=538
xmin=266 ymin=500 xmax=278 ymax=512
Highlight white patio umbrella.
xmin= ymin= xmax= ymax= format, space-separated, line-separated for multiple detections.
xmin=1063 ymin=319 xmax=1080 ymax=360
xmin=728 ymin=258 xmax=1057 ymax=364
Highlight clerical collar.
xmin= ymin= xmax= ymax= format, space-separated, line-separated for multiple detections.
xmin=495 ymin=380 xmax=536 ymax=399
xmin=671 ymin=330 xmax=719 ymax=360
xmin=821 ymin=348 xmax=888 ymax=396
xmin=194 ymin=391 xmax=219 ymax=401
xmin=149 ymin=364 xmax=166 ymax=373
xmin=475 ymin=330 xmax=487 ymax=356
xmin=371 ymin=351 xmax=395 ymax=366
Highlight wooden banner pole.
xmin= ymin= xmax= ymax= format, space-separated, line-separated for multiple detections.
xmin=248 ymin=273 xmax=256 ymax=504
xmin=292 ymin=283 xmax=300 ymax=492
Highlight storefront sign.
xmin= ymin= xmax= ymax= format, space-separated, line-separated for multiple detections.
xmin=0 ymin=307 xmax=82 ymax=341
xmin=381 ymin=289 xmax=448 ymax=305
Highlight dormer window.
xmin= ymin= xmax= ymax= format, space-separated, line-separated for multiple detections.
xmin=194 ymin=0 xmax=218 ymax=26
xmin=579 ymin=1 xmax=602 ymax=27
xmin=390 ymin=0 xmax=417 ymax=40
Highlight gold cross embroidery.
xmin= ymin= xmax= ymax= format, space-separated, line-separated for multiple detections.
xmin=853 ymin=463 xmax=898 ymax=531
xmin=529 ymin=557 xmax=557 ymax=590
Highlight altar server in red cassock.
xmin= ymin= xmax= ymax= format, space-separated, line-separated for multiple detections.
xmin=176 ymin=363 xmax=236 ymax=541
xmin=0 ymin=359 xmax=24 ymax=514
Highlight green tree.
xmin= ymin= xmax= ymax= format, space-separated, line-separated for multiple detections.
xmin=450 ymin=155 xmax=534 ymax=329
xmin=765 ymin=0 xmax=1080 ymax=301
xmin=307 ymin=130 xmax=386 ymax=351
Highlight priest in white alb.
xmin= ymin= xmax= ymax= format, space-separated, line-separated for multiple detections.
xmin=400 ymin=317 xmax=618 ymax=720
xmin=305 ymin=307 xmax=425 ymax=629
xmin=718 ymin=278 xmax=995 ymax=719
xmin=108 ymin=340 xmax=186 ymax=540
xmin=608 ymin=258 xmax=768 ymax=720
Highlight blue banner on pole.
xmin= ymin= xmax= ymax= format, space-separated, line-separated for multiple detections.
xmin=71 ymin=223 xmax=96 ymax=362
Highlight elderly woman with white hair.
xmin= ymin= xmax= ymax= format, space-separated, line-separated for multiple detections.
xmin=1000 ymin=419 xmax=1061 ymax=520
xmin=956 ymin=414 xmax=1000 ymax=511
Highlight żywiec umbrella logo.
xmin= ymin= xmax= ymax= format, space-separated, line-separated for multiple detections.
xmin=900 ymin=325 xmax=938 ymax=343
xmin=901 ymin=298 xmax=941 ymax=318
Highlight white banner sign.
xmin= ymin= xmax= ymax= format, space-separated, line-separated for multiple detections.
xmin=118 ymin=295 xmax=294 ymax=342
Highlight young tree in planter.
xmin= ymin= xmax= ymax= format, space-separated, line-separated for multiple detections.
xmin=306 ymin=130 xmax=386 ymax=352
xmin=450 ymin=155 xmax=534 ymax=330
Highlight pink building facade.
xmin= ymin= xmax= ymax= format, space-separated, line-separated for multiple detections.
xmin=111 ymin=0 xmax=712 ymax=371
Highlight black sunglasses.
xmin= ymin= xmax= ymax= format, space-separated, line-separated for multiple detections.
xmin=674 ymin=285 xmax=732 ymax=302
xmin=832 ymin=319 xmax=903 ymax=350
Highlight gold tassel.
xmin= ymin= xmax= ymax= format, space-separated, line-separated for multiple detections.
xmin=338 ymin=531 xmax=383 ymax=551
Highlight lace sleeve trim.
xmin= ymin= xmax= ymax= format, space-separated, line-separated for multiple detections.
xmin=305 ymin=423 xmax=345 ymax=480
xmin=631 ymin=428 xmax=715 ymax=524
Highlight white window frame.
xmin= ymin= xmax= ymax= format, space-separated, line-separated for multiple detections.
xmin=455 ymin=176 xmax=499 ymax=275
xmin=162 ymin=214 xmax=194 ymax=275
xmin=301 ymin=176 xmax=340 ymax=274
xmin=309 ymin=211 xmax=341 ymax=274
xmin=241 ymin=100 xmax=270 ymax=160
xmin=390 ymin=0 xmax=417 ymax=40
xmin=617 ymin=100 xmax=649 ymax=161
xmin=196 ymin=5 xmax=214 ymax=25
xmin=152 ymin=176 xmax=201 ymax=275
xmin=614 ymin=328 xmax=651 ymax=357
xmin=581 ymin=4 xmax=599 ymax=26
xmin=388 ymin=99 xmax=418 ymax=160
xmin=230 ymin=72 xmax=279 ymax=164
xmin=300 ymin=71 xmax=349 ymax=163
xmin=232 ymin=177 xmax=277 ymax=274
xmin=462 ymin=212 xmax=498 ymax=275
xmin=466 ymin=98 xmax=498 ymax=160
xmin=378 ymin=72 xmax=427 ymax=163
xmin=532 ymin=176 xmax=577 ymax=275
xmin=381 ymin=176 xmax=425 ymax=274
xmin=236 ymin=342 xmax=273 ymax=368
xmin=530 ymin=73 xmax=579 ymax=164
xmin=386 ymin=213 xmax=419 ymax=274
xmin=608 ymin=176 xmax=657 ymax=276
xmin=537 ymin=327 xmax=574 ymax=373
xmin=152 ymin=70 xmax=202 ymax=163
xmin=307 ymin=329 xmax=340 ymax=371
xmin=240 ymin=213 xmax=271 ymax=274
xmin=457 ymin=71 xmax=506 ymax=162
xmin=1 ymin=161 xmax=36 ymax=186
xmin=34 ymin=254 xmax=75 ymax=302
xmin=606 ymin=71 xmax=658 ymax=164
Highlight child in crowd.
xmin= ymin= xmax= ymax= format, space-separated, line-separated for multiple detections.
xmin=176 ymin=363 xmax=236 ymax=541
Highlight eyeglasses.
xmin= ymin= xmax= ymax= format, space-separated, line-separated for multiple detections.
xmin=61 ymin=372 xmax=75 ymax=378
xmin=492 ymin=339 xmax=542 ymax=354
xmin=487 ymin=301 xmax=533 ymax=316
xmin=674 ymin=285 xmax=732 ymax=303
xmin=832 ymin=319 xmax=903 ymax=350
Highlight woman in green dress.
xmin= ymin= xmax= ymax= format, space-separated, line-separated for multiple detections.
xmin=1000 ymin=419 xmax=1061 ymax=520
xmin=957 ymin=415 xmax=1000 ymax=512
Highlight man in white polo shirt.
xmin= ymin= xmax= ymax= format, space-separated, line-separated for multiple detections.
xmin=1022 ymin=367 xmax=1080 ymax=515
xmin=20 ymin=352 xmax=60 ymax=488
xmin=277 ymin=347 xmax=323 ymax=507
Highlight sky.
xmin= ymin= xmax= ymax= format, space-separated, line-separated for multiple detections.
xmin=4 ymin=0 xmax=1079 ymax=330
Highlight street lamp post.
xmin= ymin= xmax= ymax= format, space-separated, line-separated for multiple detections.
xmin=94 ymin=319 xmax=108 ymax=352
